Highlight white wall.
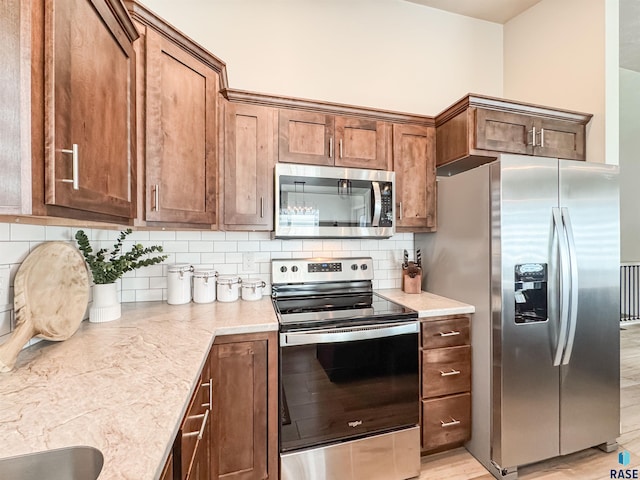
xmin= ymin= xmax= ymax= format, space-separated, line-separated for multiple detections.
xmin=139 ymin=0 xmax=504 ymax=115
xmin=620 ymin=68 xmax=640 ymax=261
xmin=503 ymin=0 xmax=608 ymax=163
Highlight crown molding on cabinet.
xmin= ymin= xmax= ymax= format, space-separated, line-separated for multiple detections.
xmin=124 ymin=0 xmax=228 ymax=90
xmin=436 ymin=93 xmax=593 ymax=126
xmin=222 ymin=88 xmax=435 ymax=126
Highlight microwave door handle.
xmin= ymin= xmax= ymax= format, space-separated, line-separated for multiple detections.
xmin=371 ymin=181 xmax=382 ymax=227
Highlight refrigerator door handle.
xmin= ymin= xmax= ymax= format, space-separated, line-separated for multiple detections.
xmin=560 ymin=207 xmax=579 ymax=365
xmin=552 ymin=207 xmax=571 ymax=367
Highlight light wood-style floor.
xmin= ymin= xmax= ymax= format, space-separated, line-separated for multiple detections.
xmin=419 ymin=323 xmax=640 ymax=479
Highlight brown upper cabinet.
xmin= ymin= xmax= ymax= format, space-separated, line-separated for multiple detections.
xmin=436 ymin=94 xmax=592 ymax=177
xmin=126 ymin=1 xmax=226 ymax=227
xmin=1 ymin=0 xmax=138 ymax=222
xmin=278 ymin=110 xmax=392 ymax=170
xmin=393 ymin=124 xmax=436 ymax=232
xmin=223 ymin=102 xmax=277 ymax=231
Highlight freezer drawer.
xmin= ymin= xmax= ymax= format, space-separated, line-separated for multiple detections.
xmin=422 ymin=393 xmax=471 ymax=451
xmin=422 ymin=345 xmax=471 ymax=397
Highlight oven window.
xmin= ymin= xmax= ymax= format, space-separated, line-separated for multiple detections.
xmin=280 ymin=332 xmax=419 ymax=452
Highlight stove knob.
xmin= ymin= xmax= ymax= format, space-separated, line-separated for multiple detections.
xmin=351 ymin=264 xmax=358 ymax=271
xmin=360 ymin=264 xmax=368 ymax=271
xmin=291 ymin=266 xmax=299 ymax=273
xmin=280 ymin=266 xmax=287 ymax=273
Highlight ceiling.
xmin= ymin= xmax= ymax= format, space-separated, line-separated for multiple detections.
xmin=404 ymin=0 xmax=542 ymax=24
xmin=406 ymin=0 xmax=640 ymax=73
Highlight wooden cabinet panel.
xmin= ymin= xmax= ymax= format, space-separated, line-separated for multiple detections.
xmin=474 ymin=108 xmax=533 ymax=155
xmin=334 ymin=117 xmax=391 ymax=170
xmin=393 ymin=124 xmax=436 ymax=231
xmin=212 ymin=332 xmax=278 ymax=480
xmin=224 ymin=103 xmax=276 ymax=230
xmin=422 ymin=393 xmax=471 ymax=451
xmin=279 ymin=110 xmax=334 ymax=166
xmin=159 ymin=452 xmax=174 ymax=480
xmin=44 ymin=0 xmax=136 ymax=219
xmin=535 ymin=117 xmax=585 ymax=160
xmin=422 ymin=346 xmax=471 ymax=398
xmin=142 ymin=28 xmax=217 ymax=225
xmin=421 ymin=316 xmax=470 ymax=349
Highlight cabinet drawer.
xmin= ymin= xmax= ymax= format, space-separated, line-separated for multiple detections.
xmin=422 ymin=317 xmax=470 ymax=349
xmin=422 ymin=393 xmax=470 ymax=451
xmin=422 ymin=345 xmax=470 ymax=398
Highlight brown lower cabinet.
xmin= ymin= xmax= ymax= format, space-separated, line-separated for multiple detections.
xmin=420 ymin=315 xmax=472 ymax=454
xmin=161 ymin=330 xmax=278 ymax=480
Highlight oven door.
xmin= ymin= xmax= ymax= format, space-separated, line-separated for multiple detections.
xmin=279 ymin=321 xmax=419 ymax=453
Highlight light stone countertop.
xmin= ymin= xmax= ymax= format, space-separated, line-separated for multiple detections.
xmin=376 ymin=289 xmax=475 ymax=317
xmin=0 ymin=298 xmax=277 ymax=480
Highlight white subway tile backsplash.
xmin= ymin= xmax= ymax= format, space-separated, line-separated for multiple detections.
xmin=176 ymin=231 xmax=202 ymax=241
xmin=0 ymin=224 xmax=10 ymax=241
xmin=10 ymin=224 xmax=45 ymax=241
xmin=0 ymin=223 xmax=413 ymax=343
xmin=0 ymin=242 xmax=32 ymax=264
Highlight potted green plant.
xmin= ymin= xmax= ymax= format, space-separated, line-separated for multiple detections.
xmin=75 ymin=229 xmax=167 ymax=323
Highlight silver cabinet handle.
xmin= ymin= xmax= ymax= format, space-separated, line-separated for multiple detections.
xmin=398 ymin=201 xmax=403 ymax=220
xmin=60 ymin=143 xmax=79 ymax=190
xmin=260 ymin=197 xmax=264 ymax=218
xmin=440 ymin=418 xmax=461 ymax=428
xmin=528 ymin=127 xmax=537 ymax=146
xmin=183 ymin=409 xmax=210 ymax=440
xmin=539 ymin=128 xmax=545 ymax=147
xmin=438 ymin=331 xmax=460 ymax=337
xmin=201 ymin=379 xmax=212 ymax=409
xmin=339 ymin=139 xmax=343 ymax=158
xmin=440 ymin=369 xmax=461 ymax=376
xmin=329 ymin=137 xmax=333 ymax=158
xmin=152 ymin=184 xmax=160 ymax=211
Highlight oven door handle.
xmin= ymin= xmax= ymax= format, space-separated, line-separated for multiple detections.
xmin=280 ymin=321 xmax=419 ymax=346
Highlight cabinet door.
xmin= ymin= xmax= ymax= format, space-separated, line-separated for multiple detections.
xmin=474 ymin=108 xmax=534 ymax=155
xmin=534 ymin=118 xmax=585 ymax=160
xmin=422 ymin=393 xmax=471 ymax=451
xmin=144 ymin=28 xmax=218 ymax=224
xmin=278 ymin=110 xmax=334 ymax=166
xmin=45 ymin=0 xmax=136 ymax=219
xmin=212 ymin=339 xmax=268 ymax=480
xmin=224 ymin=103 xmax=276 ymax=229
xmin=334 ymin=117 xmax=390 ymax=170
xmin=393 ymin=124 xmax=436 ymax=230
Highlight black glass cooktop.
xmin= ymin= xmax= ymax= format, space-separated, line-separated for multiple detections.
xmin=274 ymin=292 xmax=417 ymax=332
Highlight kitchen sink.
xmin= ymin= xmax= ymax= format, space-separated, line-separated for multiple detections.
xmin=0 ymin=446 xmax=104 ymax=480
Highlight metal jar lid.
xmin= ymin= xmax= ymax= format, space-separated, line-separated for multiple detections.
xmin=193 ymin=268 xmax=217 ymax=279
xmin=242 ymin=278 xmax=266 ymax=288
xmin=217 ymin=275 xmax=241 ymax=285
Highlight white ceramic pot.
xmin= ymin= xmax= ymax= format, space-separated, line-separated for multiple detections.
xmin=217 ymin=275 xmax=241 ymax=302
xmin=241 ymin=278 xmax=266 ymax=301
xmin=167 ymin=264 xmax=193 ymax=305
xmin=193 ymin=268 xmax=217 ymax=304
xmin=90 ymin=283 xmax=121 ymax=323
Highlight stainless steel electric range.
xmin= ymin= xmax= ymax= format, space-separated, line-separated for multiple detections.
xmin=272 ymin=257 xmax=420 ymax=480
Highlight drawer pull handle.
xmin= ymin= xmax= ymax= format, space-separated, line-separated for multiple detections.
xmin=183 ymin=409 xmax=210 ymax=440
xmin=440 ymin=369 xmax=461 ymax=377
xmin=438 ymin=331 xmax=460 ymax=337
xmin=440 ymin=418 xmax=461 ymax=428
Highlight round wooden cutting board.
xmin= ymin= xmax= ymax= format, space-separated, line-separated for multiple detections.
xmin=0 ymin=242 xmax=89 ymax=372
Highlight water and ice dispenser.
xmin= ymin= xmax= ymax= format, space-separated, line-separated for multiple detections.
xmin=514 ymin=263 xmax=548 ymax=323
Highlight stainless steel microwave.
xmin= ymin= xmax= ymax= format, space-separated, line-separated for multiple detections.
xmin=274 ymin=163 xmax=395 ymax=238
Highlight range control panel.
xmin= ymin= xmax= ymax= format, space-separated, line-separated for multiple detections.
xmin=272 ymin=258 xmax=374 ymax=284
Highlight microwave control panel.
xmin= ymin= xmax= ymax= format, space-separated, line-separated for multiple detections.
xmin=379 ymin=182 xmax=393 ymax=227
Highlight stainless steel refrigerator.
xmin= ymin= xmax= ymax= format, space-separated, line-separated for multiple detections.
xmin=415 ymin=155 xmax=620 ymax=479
